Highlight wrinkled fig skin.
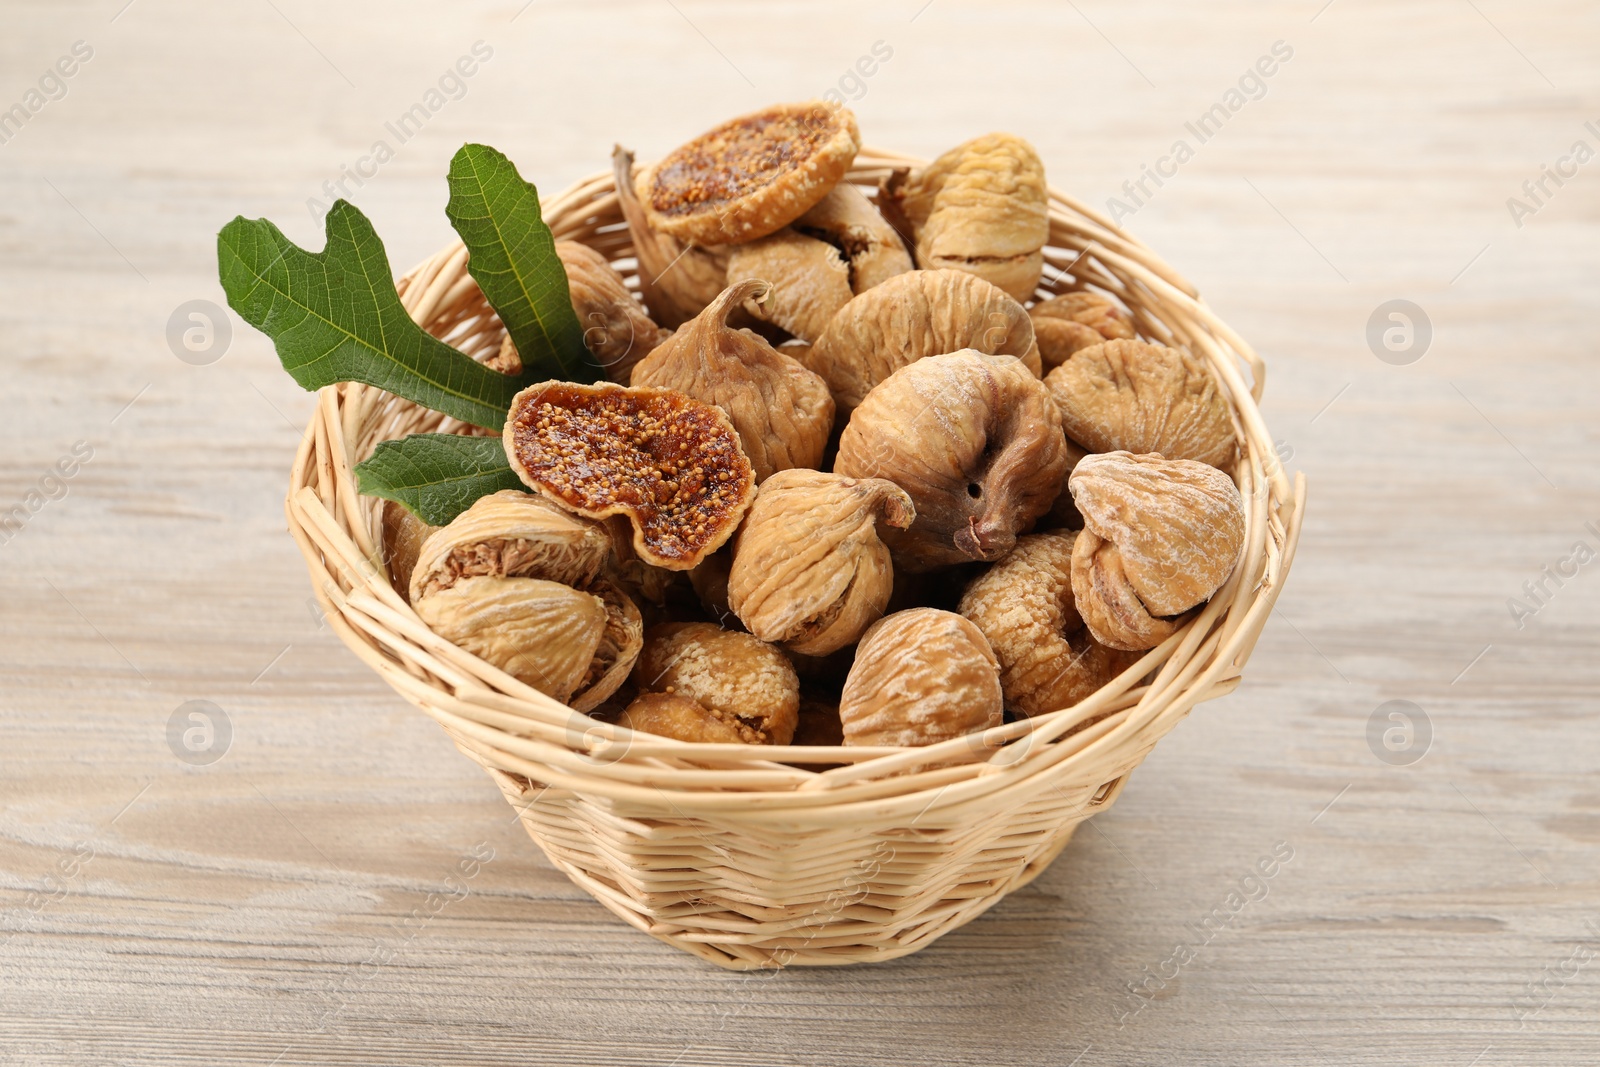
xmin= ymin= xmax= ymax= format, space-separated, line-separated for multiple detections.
xmin=631 ymin=279 xmax=835 ymax=482
xmin=791 ymin=183 xmax=913 ymax=294
xmin=1029 ymin=291 xmax=1136 ymax=371
xmin=1070 ymin=528 xmax=1184 ymax=652
xmin=1045 ymin=340 xmax=1236 ymax=469
xmin=630 ymin=622 xmax=799 ymax=744
xmin=834 ymin=350 xmax=1070 ymax=572
xmin=881 ymin=132 xmax=1050 ymax=302
xmin=409 ymin=490 xmax=610 ymax=603
xmin=727 ymin=469 xmax=916 ymax=656
xmin=808 ymin=269 xmax=1041 ymax=413
xmin=613 ymin=145 xmax=729 ymax=328
xmin=725 ymin=230 xmax=854 ymax=343
xmin=959 ymin=531 xmax=1139 ymax=716
xmin=1067 ymin=451 xmax=1247 ymax=650
xmin=414 ymin=575 xmax=606 ymax=702
xmin=839 ymin=608 xmax=1003 ymax=747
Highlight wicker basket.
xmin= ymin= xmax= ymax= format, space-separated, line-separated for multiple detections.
xmin=285 ymin=147 xmax=1307 ymax=970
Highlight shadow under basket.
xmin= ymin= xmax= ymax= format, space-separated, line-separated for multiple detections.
xmin=285 ymin=147 xmax=1308 ymax=970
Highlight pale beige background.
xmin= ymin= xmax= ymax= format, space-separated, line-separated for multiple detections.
xmin=2 ymin=1 xmax=1598 ymax=1065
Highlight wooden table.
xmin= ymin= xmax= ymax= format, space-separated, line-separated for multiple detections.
xmin=3 ymin=1 xmax=1597 ymax=1063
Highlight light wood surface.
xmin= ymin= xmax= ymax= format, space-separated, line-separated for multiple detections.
xmin=3 ymin=1 xmax=1597 ymax=1064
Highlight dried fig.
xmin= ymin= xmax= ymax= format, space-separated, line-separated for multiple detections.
xmin=1029 ymin=291 xmax=1135 ymax=371
xmin=381 ymin=500 xmax=437 ymax=602
xmin=571 ymin=577 xmax=645 ymax=713
xmin=614 ymin=145 xmax=729 ymax=328
xmin=630 ymin=280 xmax=835 ymax=481
xmin=880 ymin=133 xmax=1050 ymax=301
xmin=634 ymin=101 xmax=861 ymax=245
xmin=808 ymin=269 xmax=1041 ymax=412
xmin=724 ymin=229 xmax=853 ymax=343
xmin=1045 ymin=340 xmax=1236 ymax=469
xmin=959 ymin=532 xmax=1139 ymax=716
xmin=1068 ymin=452 xmax=1246 ymax=650
xmin=839 ymin=608 xmax=1003 ymax=746
xmin=503 ymin=381 xmax=755 ymax=570
xmin=727 ymin=469 xmax=915 ymax=655
xmin=792 ymin=183 xmax=913 ymax=293
xmin=834 ymin=350 xmax=1070 ymax=571
xmin=414 ymin=576 xmax=606 ymax=702
xmin=409 ymin=489 xmax=610 ymax=602
xmin=616 ymin=691 xmax=750 ymax=744
xmin=628 ymin=622 xmax=799 ymax=744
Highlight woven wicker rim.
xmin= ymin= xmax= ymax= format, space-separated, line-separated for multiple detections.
xmin=285 ymin=147 xmax=1307 ymax=828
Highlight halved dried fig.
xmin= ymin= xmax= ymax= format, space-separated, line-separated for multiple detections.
xmin=880 ymin=133 xmax=1050 ymax=301
xmin=634 ymin=101 xmax=861 ymax=246
xmin=834 ymin=350 xmax=1070 ymax=571
xmin=630 ymin=280 xmax=835 ymax=482
xmin=727 ymin=469 xmax=915 ymax=655
xmin=724 ymin=229 xmax=853 ymax=343
xmin=1045 ymin=340 xmax=1236 ymax=469
xmin=503 ymin=381 xmax=755 ymax=570
xmin=959 ymin=531 xmax=1139 ymax=716
xmin=1029 ymin=291 xmax=1135 ymax=371
xmin=1068 ymin=451 xmax=1246 ymax=650
xmin=614 ymin=145 xmax=729 ymax=328
xmin=409 ymin=489 xmax=610 ymax=602
xmin=808 ymin=269 xmax=1041 ymax=412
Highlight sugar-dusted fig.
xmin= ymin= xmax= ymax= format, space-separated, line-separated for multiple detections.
xmin=626 ymin=622 xmax=799 ymax=744
xmin=792 ymin=183 xmax=913 ymax=294
xmin=634 ymin=101 xmax=861 ymax=246
xmin=1068 ymin=451 xmax=1246 ymax=650
xmin=1045 ymin=340 xmax=1236 ymax=469
xmin=724 ymin=229 xmax=853 ymax=343
xmin=409 ymin=489 xmax=610 ymax=602
xmin=503 ymin=381 xmax=755 ymax=570
xmin=492 ymin=240 xmax=671 ymax=383
xmin=880 ymin=133 xmax=1050 ymax=301
xmin=839 ymin=608 xmax=1003 ymax=746
xmin=834 ymin=350 xmax=1070 ymax=572
xmin=381 ymin=500 xmax=437 ymax=602
xmin=727 ymin=469 xmax=916 ymax=655
xmin=630 ymin=280 xmax=835 ymax=482
xmin=1029 ymin=291 xmax=1135 ymax=371
xmin=614 ymin=145 xmax=729 ymax=328
xmin=414 ymin=576 xmax=606 ymax=702
xmin=959 ymin=531 xmax=1139 ymax=716
xmin=807 ymin=269 xmax=1041 ymax=412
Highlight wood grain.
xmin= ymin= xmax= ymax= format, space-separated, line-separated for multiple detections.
xmin=2 ymin=1 xmax=1597 ymax=1064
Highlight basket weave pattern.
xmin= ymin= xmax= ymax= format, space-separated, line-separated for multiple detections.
xmin=286 ymin=149 xmax=1307 ymax=969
